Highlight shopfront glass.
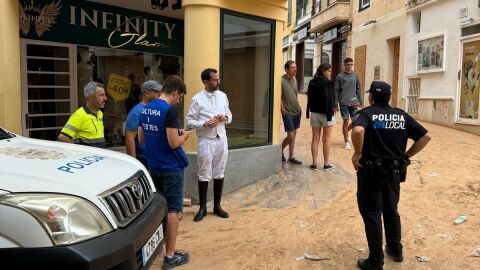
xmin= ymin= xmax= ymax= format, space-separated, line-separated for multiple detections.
xmin=77 ymin=47 xmax=183 ymax=147
xmin=221 ymin=11 xmax=274 ymax=148
xmin=459 ymin=40 xmax=480 ymax=121
xmin=19 ymin=0 xmax=184 ymax=146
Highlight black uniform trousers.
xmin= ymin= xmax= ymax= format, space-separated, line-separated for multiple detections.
xmin=356 ymin=169 xmax=403 ymax=267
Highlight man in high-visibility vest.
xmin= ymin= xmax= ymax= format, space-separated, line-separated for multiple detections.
xmin=58 ymin=81 xmax=107 ymax=148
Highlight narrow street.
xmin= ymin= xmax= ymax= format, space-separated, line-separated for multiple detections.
xmin=153 ymin=93 xmax=480 ymax=270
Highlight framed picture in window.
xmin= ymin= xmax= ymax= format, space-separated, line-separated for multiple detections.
xmin=359 ymin=0 xmax=370 ymax=11
xmin=416 ymin=33 xmax=446 ymax=73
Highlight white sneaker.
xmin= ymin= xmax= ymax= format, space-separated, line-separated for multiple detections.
xmin=344 ymin=141 xmax=352 ymax=150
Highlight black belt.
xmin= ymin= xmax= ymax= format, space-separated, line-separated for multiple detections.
xmin=360 ymin=158 xmax=410 ymax=183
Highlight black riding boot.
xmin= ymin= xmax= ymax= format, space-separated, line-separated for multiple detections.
xmin=213 ymin=178 xmax=229 ymax=218
xmin=193 ymin=180 xmax=208 ymax=222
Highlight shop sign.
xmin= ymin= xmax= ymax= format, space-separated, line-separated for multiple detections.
xmin=19 ymin=0 xmax=184 ymax=56
xmin=374 ymin=66 xmax=380 ymax=80
xmin=459 ymin=7 xmax=468 ymax=19
xmin=297 ymin=27 xmax=309 ymax=41
xmin=283 ymin=36 xmax=289 ymax=48
xmin=323 ymin=28 xmax=338 ymax=43
xmin=107 ymin=74 xmax=131 ymax=102
xmin=339 ymin=23 xmax=352 ymax=34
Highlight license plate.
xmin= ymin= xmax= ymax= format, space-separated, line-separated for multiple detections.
xmin=142 ymin=223 xmax=163 ymax=266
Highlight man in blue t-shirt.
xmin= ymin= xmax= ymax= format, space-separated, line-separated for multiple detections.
xmin=125 ymin=80 xmax=162 ymax=166
xmin=138 ymin=75 xmax=192 ymax=269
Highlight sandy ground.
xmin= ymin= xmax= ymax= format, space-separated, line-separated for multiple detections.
xmin=153 ymin=94 xmax=480 ymax=270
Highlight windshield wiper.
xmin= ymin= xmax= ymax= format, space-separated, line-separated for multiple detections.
xmin=0 ymin=128 xmax=13 ymax=140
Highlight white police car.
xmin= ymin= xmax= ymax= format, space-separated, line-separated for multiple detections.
xmin=0 ymin=127 xmax=166 ymax=269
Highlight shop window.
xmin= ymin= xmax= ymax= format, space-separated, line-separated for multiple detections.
xmin=221 ymin=11 xmax=274 ymax=148
xmin=304 ymin=58 xmax=313 ymax=77
xmin=409 ymin=11 xmax=421 ymax=34
xmin=359 ymin=0 xmax=370 ymax=11
xmin=76 ymin=47 xmax=183 ymax=147
xmin=322 ymin=43 xmax=332 ymax=65
xmin=461 ymin=23 xmax=480 ymax=37
xmin=458 ymin=40 xmax=480 ymax=121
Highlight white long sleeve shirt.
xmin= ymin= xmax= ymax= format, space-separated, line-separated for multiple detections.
xmin=186 ymin=89 xmax=233 ymax=139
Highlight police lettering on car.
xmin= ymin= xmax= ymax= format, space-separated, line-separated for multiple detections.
xmin=351 ymin=81 xmax=431 ymax=270
xmin=57 ymin=156 xmax=107 ymax=174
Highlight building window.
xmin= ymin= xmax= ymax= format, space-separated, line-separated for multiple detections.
xmin=462 ymin=23 xmax=480 ymax=37
xmin=304 ymin=58 xmax=313 ymax=77
xmin=359 ymin=0 xmax=370 ymax=11
xmin=296 ymin=0 xmax=311 ymax=23
xmin=407 ymin=78 xmax=420 ymax=114
xmin=288 ymin=0 xmax=292 ymax=25
xmin=221 ymin=11 xmax=275 ymax=148
xmin=312 ymin=0 xmax=320 ymax=16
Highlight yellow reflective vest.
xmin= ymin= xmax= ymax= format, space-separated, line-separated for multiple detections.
xmin=60 ymin=105 xmax=106 ymax=148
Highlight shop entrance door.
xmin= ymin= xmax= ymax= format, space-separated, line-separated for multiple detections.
xmin=331 ymin=40 xmax=346 ymax=81
xmin=295 ymin=42 xmax=305 ymax=92
xmin=354 ymin=45 xmax=367 ymax=99
xmin=20 ymin=40 xmax=77 ymax=141
xmin=391 ymin=38 xmax=400 ymax=107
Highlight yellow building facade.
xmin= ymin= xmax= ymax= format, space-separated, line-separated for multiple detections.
xmin=0 ymin=1 xmax=22 ymax=133
xmin=1 ymin=0 xmax=288 ymax=199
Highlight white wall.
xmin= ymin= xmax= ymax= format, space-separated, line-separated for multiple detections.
xmin=404 ymin=0 xmax=466 ymax=99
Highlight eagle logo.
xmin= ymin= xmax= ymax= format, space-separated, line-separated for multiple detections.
xmin=19 ymin=0 xmax=62 ymax=37
xmin=0 ymin=147 xmax=66 ymax=160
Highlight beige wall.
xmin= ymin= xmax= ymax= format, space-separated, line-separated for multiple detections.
xmin=351 ymin=0 xmax=406 ymax=107
xmin=352 ymin=0 xmax=405 ymax=28
xmin=416 ymin=98 xmax=480 ymax=136
xmin=0 ymin=1 xmax=21 ymax=133
xmin=182 ymin=0 xmax=287 ymax=152
xmin=310 ymin=1 xmax=350 ymax=33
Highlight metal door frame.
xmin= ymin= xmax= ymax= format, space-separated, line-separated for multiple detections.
xmin=20 ymin=39 xmax=77 ymax=137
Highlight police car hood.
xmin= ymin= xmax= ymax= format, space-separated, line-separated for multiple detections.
xmin=0 ymin=136 xmax=153 ymax=198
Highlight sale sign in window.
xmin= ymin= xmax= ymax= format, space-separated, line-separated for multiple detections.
xmin=107 ymin=73 xmax=132 ymax=102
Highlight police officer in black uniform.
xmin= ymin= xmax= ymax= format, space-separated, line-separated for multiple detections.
xmin=351 ymin=81 xmax=431 ymax=270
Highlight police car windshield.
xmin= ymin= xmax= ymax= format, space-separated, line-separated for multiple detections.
xmin=0 ymin=128 xmax=14 ymax=140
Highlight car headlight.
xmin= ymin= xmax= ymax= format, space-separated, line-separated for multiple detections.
xmin=0 ymin=194 xmax=113 ymax=246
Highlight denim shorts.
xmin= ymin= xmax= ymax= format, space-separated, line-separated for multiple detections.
xmin=282 ymin=112 xmax=301 ymax=132
xmin=340 ymin=105 xmax=359 ymax=120
xmin=149 ymin=169 xmax=184 ymax=213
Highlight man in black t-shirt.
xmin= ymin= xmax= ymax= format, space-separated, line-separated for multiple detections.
xmin=351 ymin=81 xmax=431 ymax=270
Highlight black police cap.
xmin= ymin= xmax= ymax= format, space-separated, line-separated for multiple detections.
xmin=366 ymin=81 xmax=391 ymax=99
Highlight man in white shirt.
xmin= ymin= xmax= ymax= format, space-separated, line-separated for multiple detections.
xmin=186 ymin=68 xmax=232 ymax=222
